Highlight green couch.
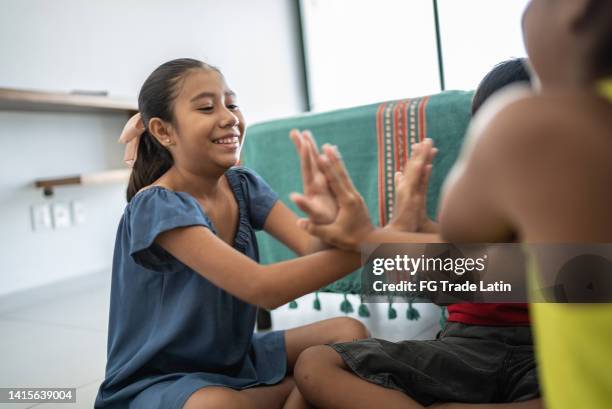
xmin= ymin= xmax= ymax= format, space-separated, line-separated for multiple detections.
xmin=242 ymin=91 xmax=473 ymax=318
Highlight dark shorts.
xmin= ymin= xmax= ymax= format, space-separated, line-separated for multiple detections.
xmin=330 ymin=322 xmax=540 ymax=406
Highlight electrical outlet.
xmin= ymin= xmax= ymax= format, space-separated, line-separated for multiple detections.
xmin=70 ymin=200 xmax=86 ymax=225
xmin=31 ymin=204 xmax=52 ymax=231
xmin=51 ymin=202 xmax=71 ymax=229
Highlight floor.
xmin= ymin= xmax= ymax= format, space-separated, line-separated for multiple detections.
xmin=0 ymin=271 xmax=441 ymax=408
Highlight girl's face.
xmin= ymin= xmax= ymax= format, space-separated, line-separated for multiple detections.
xmin=170 ymin=69 xmax=245 ymax=173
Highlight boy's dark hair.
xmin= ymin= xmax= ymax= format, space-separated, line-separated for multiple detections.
xmin=573 ymin=0 xmax=612 ymax=80
xmin=472 ymin=58 xmax=531 ymax=116
xmin=127 ymin=58 xmax=219 ymax=201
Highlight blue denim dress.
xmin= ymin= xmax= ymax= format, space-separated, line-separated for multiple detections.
xmin=95 ymin=167 xmax=286 ymax=409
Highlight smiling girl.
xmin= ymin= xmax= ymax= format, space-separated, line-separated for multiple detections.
xmin=94 ymin=58 xmax=369 ymax=409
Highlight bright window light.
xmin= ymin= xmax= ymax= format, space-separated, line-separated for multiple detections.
xmin=301 ymin=0 xmax=441 ymax=111
xmin=438 ymin=0 xmax=530 ymax=91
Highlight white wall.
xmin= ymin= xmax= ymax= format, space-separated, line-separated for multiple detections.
xmin=0 ymin=0 xmax=306 ymax=296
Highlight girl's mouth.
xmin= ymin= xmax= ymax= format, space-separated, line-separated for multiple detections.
xmin=213 ymin=136 xmax=240 ymax=150
xmin=213 ymin=136 xmax=239 ymax=145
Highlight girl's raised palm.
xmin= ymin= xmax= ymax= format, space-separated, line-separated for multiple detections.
xmin=289 ymin=130 xmax=339 ymax=224
xmin=294 ymin=143 xmax=374 ymax=251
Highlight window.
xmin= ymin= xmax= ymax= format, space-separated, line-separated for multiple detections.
xmin=301 ymin=0 xmax=440 ymax=111
xmin=300 ymin=0 xmax=531 ymax=110
xmin=438 ymin=0 xmax=530 ymax=90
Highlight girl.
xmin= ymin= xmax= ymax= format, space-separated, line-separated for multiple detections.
xmin=94 ymin=58 xmax=369 ymax=409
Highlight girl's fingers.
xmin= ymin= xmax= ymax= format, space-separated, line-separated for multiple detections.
xmin=289 ymin=129 xmax=302 ymax=150
xmin=303 ymin=130 xmax=321 ymax=155
xmin=296 ymin=217 xmax=329 ymax=241
xmin=291 ymin=130 xmax=314 ymax=187
xmin=322 ymin=144 xmax=357 ymax=194
xmin=304 ymin=131 xmax=322 ymax=177
xmin=304 ymin=222 xmax=335 ymax=245
xmin=289 ymin=192 xmax=319 ymax=218
xmin=317 ymin=153 xmax=354 ymax=205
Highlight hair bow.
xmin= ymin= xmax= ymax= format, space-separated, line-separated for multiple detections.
xmin=118 ymin=112 xmax=145 ymax=167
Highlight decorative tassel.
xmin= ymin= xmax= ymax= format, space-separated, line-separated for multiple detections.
xmin=387 ymin=296 xmax=397 ymax=319
xmin=358 ymin=295 xmax=370 ymax=317
xmin=387 ymin=302 xmax=397 ymax=319
xmin=340 ymin=293 xmax=354 ymax=314
xmin=439 ymin=306 xmax=447 ymax=328
xmin=406 ymin=301 xmax=420 ymax=321
xmin=313 ymin=292 xmax=321 ymax=311
xmin=289 ymin=300 xmax=298 ymax=309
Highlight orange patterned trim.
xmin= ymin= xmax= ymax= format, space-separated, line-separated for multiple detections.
xmin=418 ymin=96 xmax=430 ymax=141
xmin=376 ymin=102 xmax=387 ymax=226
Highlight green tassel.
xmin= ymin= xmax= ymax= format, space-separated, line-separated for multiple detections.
xmin=358 ymin=303 xmax=370 ymax=317
xmin=439 ymin=306 xmax=447 ymax=328
xmin=313 ymin=292 xmax=321 ymax=311
xmin=406 ymin=302 xmax=420 ymax=321
xmin=388 ymin=303 xmax=397 ymax=319
xmin=340 ymin=293 xmax=354 ymax=314
xmin=358 ymin=296 xmax=370 ymax=317
xmin=288 ymin=300 xmax=298 ymax=309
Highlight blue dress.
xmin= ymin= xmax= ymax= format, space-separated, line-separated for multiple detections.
xmin=95 ymin=167 xmax=287 ymax=409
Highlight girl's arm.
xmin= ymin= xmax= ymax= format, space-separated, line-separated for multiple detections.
xmin=263 ymin=201 xmax=330 ymax=256
xmin=156 ymin=225 xmax=359 ymax=310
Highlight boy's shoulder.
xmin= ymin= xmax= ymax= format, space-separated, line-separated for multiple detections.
xmin=492 ymin=90 xmax=612 ymax=139
xmin=471 ymin=88 xmax=612 ymax=162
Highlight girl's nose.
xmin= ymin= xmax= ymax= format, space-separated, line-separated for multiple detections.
xmin=220 ymin=110 xmax=240 ymax=128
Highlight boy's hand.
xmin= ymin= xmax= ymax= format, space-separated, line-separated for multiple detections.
xmin=289 ymin=129 xmax=339 ymax=224
xmin=295 ymin=144 xmax=374 ymax=252
xmin=388 ymin=138 xmax=438 ymax=232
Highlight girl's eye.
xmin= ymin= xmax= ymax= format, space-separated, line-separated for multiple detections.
xmin=227 ymin=104 xmax=240 ymax=111
xmin=198 ymin=106 xmax=214 ymax=112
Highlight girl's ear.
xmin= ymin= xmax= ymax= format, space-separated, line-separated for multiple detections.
xmin=148 ymin=118 xmax=175 ymax=147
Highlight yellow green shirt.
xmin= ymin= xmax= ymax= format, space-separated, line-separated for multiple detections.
xmin=530 ymin=81 xmax=612 ymax=409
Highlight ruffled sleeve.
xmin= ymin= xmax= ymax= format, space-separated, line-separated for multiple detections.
xmin=127 ymin=187 xmax=213 ymax=273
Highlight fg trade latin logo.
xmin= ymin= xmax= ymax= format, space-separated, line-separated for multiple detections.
xmin=360 ymin=243 xmax=612 ymax=304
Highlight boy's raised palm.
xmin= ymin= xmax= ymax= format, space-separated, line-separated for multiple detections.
xmin=389 ymin=138 xmax=437 ymax=232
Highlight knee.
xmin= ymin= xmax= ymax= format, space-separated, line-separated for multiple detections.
xmin=183 ymin=387 xmax=245 ymax=409
xmin=329 ymin=317 xmax=370 ymax=342
xmin=294 ymin=345 xmax=342 ymax=398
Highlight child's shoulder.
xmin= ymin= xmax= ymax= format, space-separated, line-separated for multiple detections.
xmin=127 ymin=185 xmax=202 ymax=218
xmin=472 ymin=88 xmax=611 ymax=157
xmin=226 ymin=166 xmax=273 ymax=191
xmin=227 ymin=165 xmax=263 ymax=179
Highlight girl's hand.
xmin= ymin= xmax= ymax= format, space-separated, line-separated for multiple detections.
xmin=388 ymin=138 xmax=438 ymax=232
xmin=296 ymin=144 xmax=374 ymax=252
xmin=289 ymin=129 xmax=339 ymax=224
